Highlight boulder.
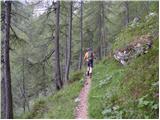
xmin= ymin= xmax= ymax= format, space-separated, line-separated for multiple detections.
xmin=113 ymin=34 xmax=153 ymax=65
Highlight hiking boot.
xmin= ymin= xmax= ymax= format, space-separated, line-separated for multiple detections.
xmin=89 ymin=73 xmax=92 ymax=78
xmin=85 ymin=82 xmax=88 ymax=85
xmin=87 ymin=71 xmax=89 ymax=76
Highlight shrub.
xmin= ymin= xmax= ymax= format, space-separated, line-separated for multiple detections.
xmin=69 ymin=70 xmax=84 ymax=83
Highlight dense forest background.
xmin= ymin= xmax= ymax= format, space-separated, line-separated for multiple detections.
xmin=1 ymin=0 xmax=159 ymax=119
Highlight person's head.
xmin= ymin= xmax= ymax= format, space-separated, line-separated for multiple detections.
xmin=86 ymin=48 xmax=92 ymax=52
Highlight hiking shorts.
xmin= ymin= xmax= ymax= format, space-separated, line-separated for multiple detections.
xmin=88 ymin=59 xmax=93 ymax=68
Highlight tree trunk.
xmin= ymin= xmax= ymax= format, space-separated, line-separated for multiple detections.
xmin=124 ymin=1 xmax=129 ymax=26
xmin=78 ymin=0 xmax=83 ymax=70
xmin=22 ymin=57 xmax=30 ymax=112
xmin=98 ymin=2 xmax=102 ymax=60
xmin=22 ymin=57 xmax=26 ymax=113
xmin=64 ymin=10 xmax=68 ymax=83
xmin=101 ymin=2 xmax=107 ymax=57
xmin=42 ymin=63 xmax=47 ymax=96
xmin=3 ymin=1 xmax=13 ymax=118
xmin=1 ymin=75 xmax=6 ymax=118
xmin=54 ymin=1 xmax=63 ymax=90
xmin=1 ymin=12 xmax=6 ymax=119
xmin=142 ymin=1 xmax=149 ymax=15
xmin=65 ymin=1 xmax=72 ymax=81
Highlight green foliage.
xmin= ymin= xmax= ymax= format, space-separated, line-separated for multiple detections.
xmin=88 ymin=12 xmax=158 ymax=119
xmin=26 ymin=99 xmax=47 ymax=118
xmin=20 ymin=81 xmax=83 ymax=119
xmin=112 ymin=10 xmax=158 ymax=52
xmin=69 ymin=70 xmax=84 ymax=83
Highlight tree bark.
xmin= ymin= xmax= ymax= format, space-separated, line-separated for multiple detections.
xmin=124 ymin=1 xmax=129 ymax=26
xmin=78 ymin=0 xmax=83 ymax=70
xmin=3 ymin=1 xmax=13 ymax=118
xmin=22 ymin=57 xmax=26 ymax=113
xmin=1 ymin=75 xmax=6 ymax=118
xmin=1 ymin=10 xmax=6 ymax=119
xmin=42 ymin=63 xmax=47 ymax=96
xmin=64 ymin=10 xmax=68 ymax=83
xmin=98 ymin=2 xmax=102 ymax=60
xmin=65 ymin=1 xmax=72 ymax=81
xmin=22 ymin=57 xmax=30 ymax=112
xmin=101 ymin=2 xmax=107 ymax=57
xmin=54 ymin=1 xmax=63 ymax=90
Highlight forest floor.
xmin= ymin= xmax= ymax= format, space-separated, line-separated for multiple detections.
xmin=75 ymin=76 xmax=91 ymax=119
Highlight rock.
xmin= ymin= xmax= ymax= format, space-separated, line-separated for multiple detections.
xmin=113 ymin=34 xmax=153 ymax=65
xmin=75 ymin=97 xmax=80 ymax=103
xmin=145 ymin=12 xmax=157 ymax=21
xmin=130 ymin=16 xmax=141 ymax=28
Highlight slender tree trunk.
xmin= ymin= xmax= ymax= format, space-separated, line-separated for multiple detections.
xmin=101 ymin=2 xmax=107 ymax=57
xmin=1 ymin=74 xmax=6 ymax=118
xmin=142 ymin=1 xmax=149 ymax=15
xmin=22 ymin=57 xmax=26 ymax=113
xmin=79 ymin=0 xmax=83 ymax=70
xmin=89 ymin=30 xmax=93 ymax=49
xmin=26 ymin=99 xmax=30 ymax=112
xmin=65 ymin=1 xmax=72 ymax=81
xmin=64 ymin=12 xmax=68 ymax=83
xmin=98 ymin=2 xmax=102 ymax=60
xmin=3 ymin=1 xmax=13 ymax=118
xmin=42 ymin=63 xmax=47 ymax=96
xmin=1 ymin=16 xmax=6 ymax=119
xmin=54 ymin=1 xmax=63 ymax=90
xmin=124 ymin=1 xmax=129 ymax=26
xmin=22 ymin=57 xmax=30 ymax=112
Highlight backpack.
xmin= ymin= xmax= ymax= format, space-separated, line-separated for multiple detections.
xmin=88 ymin=50 xmax=93 ymax=60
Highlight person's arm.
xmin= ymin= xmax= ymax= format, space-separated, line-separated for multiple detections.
xmin=93 ymin=53 xmax=96 ymax=59
xmin=83 ymin=52 xmax=87 ymax=64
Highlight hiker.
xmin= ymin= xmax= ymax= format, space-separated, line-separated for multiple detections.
xmin=83 ymin=48 xmax=95 ymax=78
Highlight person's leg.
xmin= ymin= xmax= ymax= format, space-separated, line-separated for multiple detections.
xmin=87 ymin=67 xmax=90 ymax=76
xmin=89 ymin=67 xmax=92 ymax=74
xmin=87 ymin=61 xmax=90 ymax=76
xmin=89 ymin=60 xmax=93 ymax=78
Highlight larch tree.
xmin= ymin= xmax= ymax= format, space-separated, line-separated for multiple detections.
xmin=124 ymin=1 xmax=129 ymax=26
xmin=54 ymin=1 xmax=63 ymax=90
xmin=2 ymin=1 xmax=13 ymax=118
xmin=79 ymin=0 xmax=83 ymax=70
xmin=65 ymin=1 xmax=73 ymax=81
xmin=97 ymin=2 xmax=102 ymax=60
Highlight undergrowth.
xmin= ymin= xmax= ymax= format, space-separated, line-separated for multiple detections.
xmin=88 ymin=13 xmax=159 ymax=119
xmin=19 ymin=77 xmax=83 ymax=118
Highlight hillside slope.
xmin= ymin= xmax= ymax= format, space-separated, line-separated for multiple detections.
xmin=19 ymin=80 xmax=83 ymax=119
xmin=88 ymin=13 xmax=159 ymax=119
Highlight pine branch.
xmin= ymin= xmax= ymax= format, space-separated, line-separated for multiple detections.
xmin=11 ymin=21 xmax=28 ymax=35
xmin=11 ymin=12 xmax=29 ymax=20
xmin=10 ymin=25 xmax=18 ymax=39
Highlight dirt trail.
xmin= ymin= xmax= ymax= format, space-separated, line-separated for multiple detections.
xmin=75 ymin=77 xmax=91 ymax=119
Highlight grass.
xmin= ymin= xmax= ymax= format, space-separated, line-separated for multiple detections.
xmin=88 ymin=13 xmax=159 ymax=119
xmin=112 ymin=12 xmax=158 ymax=51
xmin=20 ymin=80 xmax=83 ymax=119
xmin=88 ymin=39 xmax=158 ymax=119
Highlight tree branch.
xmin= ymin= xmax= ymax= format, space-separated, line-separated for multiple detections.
xmin=11 ymin=12 xmax=29 ymax=20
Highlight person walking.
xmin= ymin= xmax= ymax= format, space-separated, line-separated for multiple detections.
xmin=83 ymin=48 xmax=95 ymax=78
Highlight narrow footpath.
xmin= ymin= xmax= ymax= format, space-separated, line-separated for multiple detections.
xmin=75 ymin=77 xmax=91 ymax=119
